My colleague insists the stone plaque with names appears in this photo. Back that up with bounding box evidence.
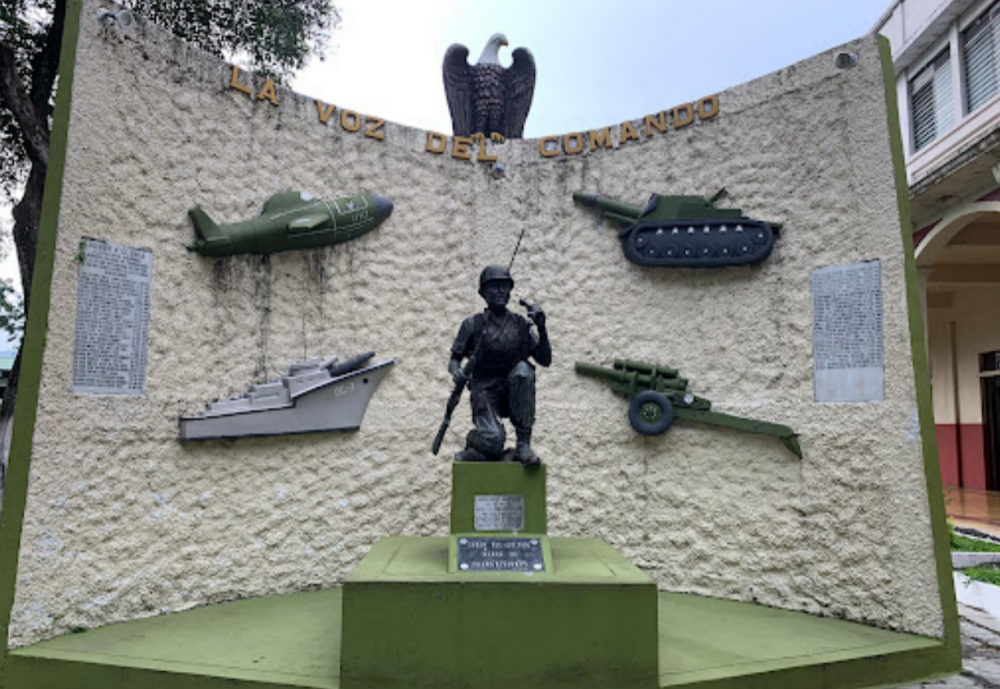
[474,495,524,532]
[71,238,153,395]
[811,260,884,403]
[456,537,544,572]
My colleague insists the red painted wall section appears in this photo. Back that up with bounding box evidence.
[937,425,961,487]
[977,185,1000,202]
[913,220,939,248]
[961,424,988,489]
[937,424,988,489]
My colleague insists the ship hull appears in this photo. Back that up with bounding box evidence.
[178,361,393,441]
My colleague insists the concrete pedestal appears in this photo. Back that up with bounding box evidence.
[449,461,546,533]
[340,536,659,689]
[341,461,658,688]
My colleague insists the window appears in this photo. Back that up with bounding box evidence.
[964,1,1000,113]
[911,50,954,151]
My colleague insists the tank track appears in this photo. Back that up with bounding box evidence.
[620,217,775,267]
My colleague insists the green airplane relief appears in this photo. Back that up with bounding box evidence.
[187,190,393,257]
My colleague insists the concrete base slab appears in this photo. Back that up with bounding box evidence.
[4,564,956,689]
[952,552,1000,569]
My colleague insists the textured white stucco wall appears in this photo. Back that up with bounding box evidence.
[10,1,945,646]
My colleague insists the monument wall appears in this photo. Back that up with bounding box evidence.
[8,0,945,645]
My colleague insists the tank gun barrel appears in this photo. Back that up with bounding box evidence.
[572,192,644,225]
[707,187,728,206]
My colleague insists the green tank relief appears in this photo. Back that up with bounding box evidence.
[572,190,781,268]
[575,359,802,458]
[187,191,393,257]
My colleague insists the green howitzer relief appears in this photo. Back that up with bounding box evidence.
[187,191,393,257]
[575,359,802,458]
[572,190,781,268]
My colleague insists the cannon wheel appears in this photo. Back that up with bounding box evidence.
[628,391,675,436]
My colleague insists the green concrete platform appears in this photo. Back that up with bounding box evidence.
[4,536,953,689]
[5,587,343,689]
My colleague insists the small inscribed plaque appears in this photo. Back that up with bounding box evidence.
[71,238,153,395]
[811,260,884,403]
[474,495,525,532]
[457,537,544,572]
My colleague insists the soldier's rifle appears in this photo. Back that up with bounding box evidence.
[431,354,476,456]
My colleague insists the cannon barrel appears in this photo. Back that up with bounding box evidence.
[613,359,679,378]
[572,192,644,225]
[574,362,687,392]
[575,362,628,383]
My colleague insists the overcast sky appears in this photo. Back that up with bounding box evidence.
[293,0,889,138]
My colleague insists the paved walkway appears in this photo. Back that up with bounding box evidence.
[902,601,1000,688]
[903,483,1000,689]
[947,487,1000,539]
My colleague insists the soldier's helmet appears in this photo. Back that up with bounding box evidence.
[478,265,514,295]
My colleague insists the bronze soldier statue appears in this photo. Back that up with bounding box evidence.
[447,266,551,465]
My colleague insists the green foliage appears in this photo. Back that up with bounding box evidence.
[962,565,1000,587]
[126,0,338,81]
[0,0,55,200]
[0,277,23,341]
[0,0,339,201]
[950,530,1000,553]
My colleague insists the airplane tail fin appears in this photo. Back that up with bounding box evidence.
[188,207,220,245]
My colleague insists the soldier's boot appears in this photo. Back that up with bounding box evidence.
[455,431,488,462]
[514,427,540,466]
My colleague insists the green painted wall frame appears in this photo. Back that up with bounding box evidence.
[879,34,962,673]
[0,0,83,683]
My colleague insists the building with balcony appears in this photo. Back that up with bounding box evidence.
[876,0,1000,489]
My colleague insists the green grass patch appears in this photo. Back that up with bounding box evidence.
[950,532,1000,552]
[963,565,1000,587]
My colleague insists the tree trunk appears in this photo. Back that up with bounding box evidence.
[11,164,45,312]
[0,0,63,499]
[0,156,44,499]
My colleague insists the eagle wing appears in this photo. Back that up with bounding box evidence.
[443,43,475,137]
[502,47,536,139]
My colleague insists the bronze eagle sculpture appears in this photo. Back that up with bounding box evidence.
[443,33,536,139]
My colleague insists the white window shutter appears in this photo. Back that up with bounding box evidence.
[911,50,954,151]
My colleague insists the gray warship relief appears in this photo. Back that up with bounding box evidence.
[178,352,394,441]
